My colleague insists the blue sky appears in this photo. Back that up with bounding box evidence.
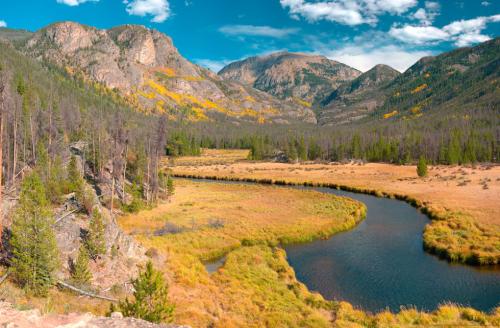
[1,0,499,72]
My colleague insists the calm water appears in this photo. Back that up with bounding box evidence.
[191,179,500,313]
[285,187,500,313]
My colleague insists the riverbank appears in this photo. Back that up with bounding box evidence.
[170,161,500,265]
[118,179,365,327]
[118,178,500,327]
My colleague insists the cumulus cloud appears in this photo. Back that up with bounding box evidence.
[279,0,418,26]
[411,1,440,26]
[0,20,6,28]
[390,14,500,46]
[125,0,170,23]
[321,44,430,72]
[219,25,299,38]
[56,0,98,6]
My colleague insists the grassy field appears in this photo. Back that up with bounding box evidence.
[119,179,365,327]
[171,158,500,265]
[117,178,500,327]
[165,148,250,166]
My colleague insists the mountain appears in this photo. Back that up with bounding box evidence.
[375,37,499,121]
[218,51,361,107]
[0,27,33,43]
[19,22,316,124]
[318,64,400,125]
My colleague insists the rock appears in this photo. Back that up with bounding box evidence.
[110,312,123,319]
[0,302,189,328]
[219,51,361,106]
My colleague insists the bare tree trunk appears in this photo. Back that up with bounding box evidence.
[29,112,35,162]
[12,112,17,184]
[0,80,4,247]
[110,176,115,213]
[146,138,151,204]
[122,142,127,202]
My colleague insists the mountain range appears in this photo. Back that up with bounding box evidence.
[1,22,498,127]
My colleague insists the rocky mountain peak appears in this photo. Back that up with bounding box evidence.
[20,22,316,124]
[219,51,360,106]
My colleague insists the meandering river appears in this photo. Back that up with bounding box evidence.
[195,179,500,313]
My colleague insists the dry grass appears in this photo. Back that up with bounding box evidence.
[171,160,500,265]
[165,148,250,166]
[119,179,365,327]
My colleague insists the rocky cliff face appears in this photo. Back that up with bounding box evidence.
[319,64,400,125]
[22,22,316,124]
[219,52,361,106]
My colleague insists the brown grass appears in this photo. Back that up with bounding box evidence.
[170,160,500,265]
[118,179,365,327]
[165,148,250,166]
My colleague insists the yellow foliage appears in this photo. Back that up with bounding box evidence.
[294,98,312,108]
[383,110,398,119]
[157,67,176,77]
[410,105,422,115]
[411,84,428,94]
[138,90,156,100]
[244,96,256,103]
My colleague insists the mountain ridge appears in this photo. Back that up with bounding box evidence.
[18,21,317,124]
[219,51,361,106]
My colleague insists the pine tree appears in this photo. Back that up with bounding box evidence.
[297,137,307,161]
[47,156,65,204]
[67,155,83,193]
[85,209,106,260]
[71,245,92,286]
[166,175,174,198]
[287,141,298,163]
[417,156,428,177]
[10,172,59,296]
[117,261,174,323]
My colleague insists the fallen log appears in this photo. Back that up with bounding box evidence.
[56,280,118,302]
[0,271,10,285]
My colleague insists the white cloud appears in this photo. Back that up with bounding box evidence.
[481,1,491,6]
[389,25,449,44]
[125,0,170,23]
[321,44,430,72]
[56,0,98,6]
[279,0,418,26]
[0,21,6,28]
[390,14,500,46]
[219,25,299,38]
[411,1,440,26]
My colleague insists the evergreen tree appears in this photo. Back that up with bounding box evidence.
[47,156,65,204]
[297,137,307,161]
[166,175,175,198]
[71,245,92,286]
[85,209,106,260]
[67,155,83,193]
[287,141,298,163]
[10,172,59,296]
[117,261,174,323]
[417,156,428,177]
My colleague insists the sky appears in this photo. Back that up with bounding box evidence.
[1,0,499,72]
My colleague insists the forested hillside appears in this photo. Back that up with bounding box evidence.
[319,64,400,125]
[0,39,170,212]
[377,37,500,120]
